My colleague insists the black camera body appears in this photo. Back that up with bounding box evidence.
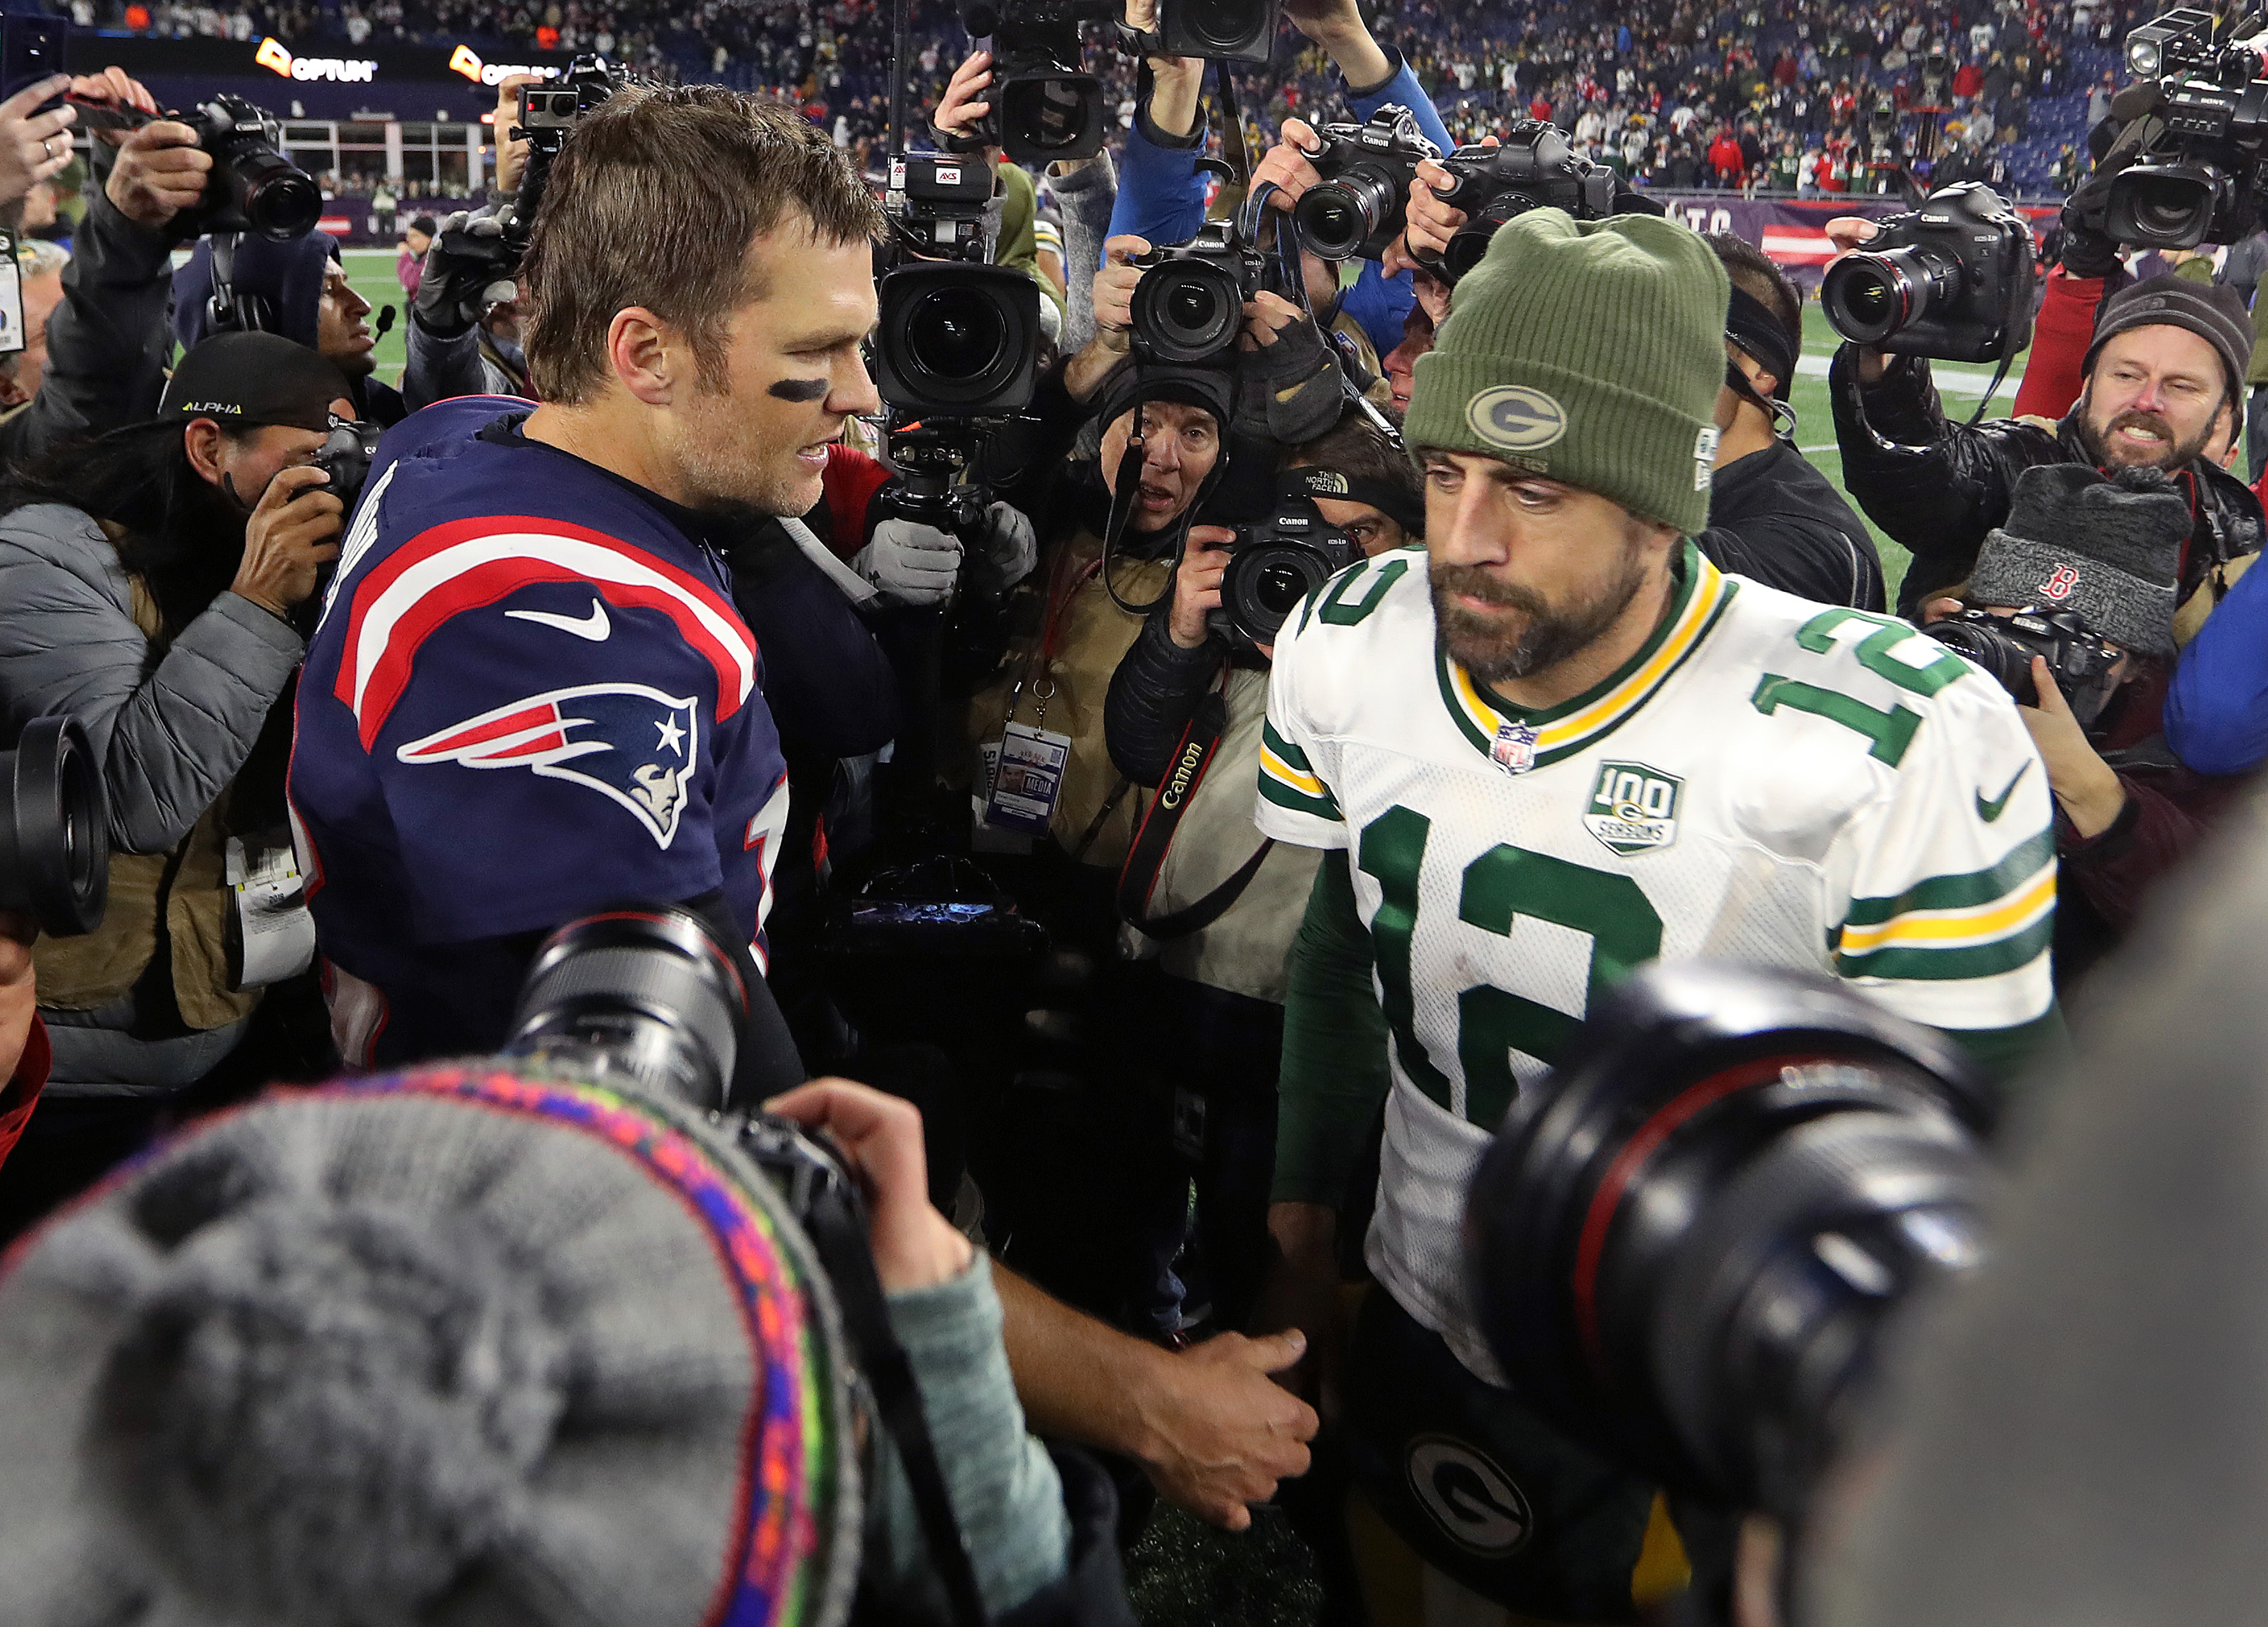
[1819,182,2038,362]
[2108,10,2268,247]
[1210,485,1362,647]
[887,150,996,261]
[1130,219,1266,367]
[1424,122,1618,282]
[1291,105,1443,263]
[68,91,318,240]
[312,416,385,512]
[961,0,1113,165]
[1923,605,2125,725]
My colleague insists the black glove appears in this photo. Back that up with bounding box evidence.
[1236,308,1343,447]
[411,209,517,339]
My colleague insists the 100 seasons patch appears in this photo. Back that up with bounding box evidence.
[1582,761,1683,857]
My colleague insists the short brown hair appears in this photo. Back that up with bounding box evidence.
[520,85,885,404]
[1702,230,1801,351]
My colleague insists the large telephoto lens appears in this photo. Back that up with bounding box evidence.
[875,263,1040,414]
[1820,244,1962,345]
[506,904,751,1110]
[0,715,107,938]
[1465,962,1996,1521]
[1132,260,1244,364]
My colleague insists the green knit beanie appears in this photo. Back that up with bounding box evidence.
[1405,209,1732,536]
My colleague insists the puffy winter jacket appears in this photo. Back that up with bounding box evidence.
[1829,344,2265,614]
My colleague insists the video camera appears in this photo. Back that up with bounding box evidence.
[1420,122,1617,283]
[1819,182,2038,363]
[2107,7,2268,247]
[499,54,626,259]
[1465,961,1994,1527]
[955,0,1112,165]
[1923,606,2124,726]
[0,716,107,938]
[66,92,319,241]
[1291,105,1443,263]
[874,152,1043,419]
[1211,473,1363,647]
[1130,217,1267,367]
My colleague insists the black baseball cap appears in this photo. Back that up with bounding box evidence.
[157,332,349,434]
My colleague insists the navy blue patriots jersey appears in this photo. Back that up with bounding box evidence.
[291,397,790,1067]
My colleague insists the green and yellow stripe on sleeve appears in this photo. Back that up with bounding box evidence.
[1260,719,1340,823]
[1832,827,2058,982]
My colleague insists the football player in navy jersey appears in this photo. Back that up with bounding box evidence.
[291,88,885,1075]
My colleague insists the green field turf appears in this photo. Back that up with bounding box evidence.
[341,246,2028,614]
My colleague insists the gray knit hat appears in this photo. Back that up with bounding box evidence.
[1969,463,2186,658]
[1404,207,1729,536]
[2081,274,2255,403]
[0,1064,858,1627]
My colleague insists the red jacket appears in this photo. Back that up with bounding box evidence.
[2010,265,2109,423]
[0,1016,50,1177]
[1954,61,1984,98]
[1709,134,1746,176]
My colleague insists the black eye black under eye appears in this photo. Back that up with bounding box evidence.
[768,378,830,402]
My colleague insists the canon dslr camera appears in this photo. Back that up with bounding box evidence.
[2107,6,2268,249]
[66,91,319,240]
[1292,104,1441,261]
[1820,181,2038,362]
[1130,218,1265,367]
[1422,122,1618,282]
[1210,473,1364,647]
[1924,606,2124,725]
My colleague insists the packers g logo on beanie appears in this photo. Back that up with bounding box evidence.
[1467,386,1570,453]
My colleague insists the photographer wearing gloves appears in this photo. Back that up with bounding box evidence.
[1922,464,2248,990]
[404,207,533,400]
[1830,263,2265,617]
[0,334,350,1238]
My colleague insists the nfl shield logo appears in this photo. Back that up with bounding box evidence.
[1491,721,1540,775]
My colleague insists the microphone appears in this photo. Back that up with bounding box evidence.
[374,304,397,341]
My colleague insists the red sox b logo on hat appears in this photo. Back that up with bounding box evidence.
[2039,564,2081,601]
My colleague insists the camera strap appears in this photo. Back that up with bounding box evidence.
[1116,683,1274,937]
[798,1187,992,1627]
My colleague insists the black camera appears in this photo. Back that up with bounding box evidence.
[66,91,319,240]
[1820,182,2038,362]
[1923,605,2125,725]
[1465,961,1994,1522]
[874,152,1043,419]
[0,715,107,938]
[1130,219,1265,367]
[311,416,385,512]
[2107,9,2268,247]
[959,0,1112,165]
[1210,473,1364,646]
[1153,0,1280,63]
[503,54,626,257]
[1422,122,1619,283]
[1291,105,1443,262]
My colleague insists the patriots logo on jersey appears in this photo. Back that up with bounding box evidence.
[396,682,700,848]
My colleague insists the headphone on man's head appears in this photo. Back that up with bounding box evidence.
[204,234,281,336]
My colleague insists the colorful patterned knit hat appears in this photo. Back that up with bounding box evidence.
[0,1063,858,1627]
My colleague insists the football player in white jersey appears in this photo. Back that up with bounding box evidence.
[1255,209,2058,1622]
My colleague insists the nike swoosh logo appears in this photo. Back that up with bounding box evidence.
[1976,761,2031,823]
[505,600,611,642]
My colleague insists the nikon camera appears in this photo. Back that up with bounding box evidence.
[65,92,319,240]
[1290,105,1443,261]
[1130,219,1266,367]
[1210,473,1364,647]
[1819,182,2038,363]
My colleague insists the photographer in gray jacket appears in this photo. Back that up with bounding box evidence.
[0,334,350,1240]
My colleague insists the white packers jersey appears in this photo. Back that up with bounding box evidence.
[1255,541,2056,1384]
